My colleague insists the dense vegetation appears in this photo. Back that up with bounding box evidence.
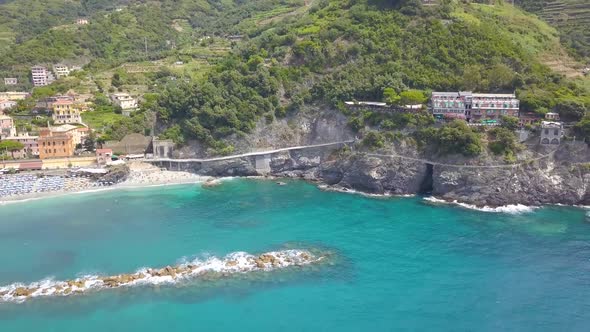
[144,0,590,152]
[2,0,590,157]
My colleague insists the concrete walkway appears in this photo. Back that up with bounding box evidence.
[149,141,354,163]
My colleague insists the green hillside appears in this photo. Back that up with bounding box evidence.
[149,0,590,151]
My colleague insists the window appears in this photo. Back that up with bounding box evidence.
[53,149,56,153]
[545,129,549,135]
[554,129,559,135]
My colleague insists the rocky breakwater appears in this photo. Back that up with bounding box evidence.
[0,249,323,303]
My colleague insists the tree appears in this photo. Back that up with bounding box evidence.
[488,127,518,156]
[486,63,515,91]
[500,115,519,131]
[436,121,483,156]
[83,137,96,152]
[0,140,25,159]
[383,87,400,105]
[399,89,427,105]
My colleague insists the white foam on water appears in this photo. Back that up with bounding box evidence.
[0,249,320,303]
[317,185,415,198]
[423,196,537,214]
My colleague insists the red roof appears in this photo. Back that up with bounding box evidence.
[96,149,112,154]
[77,127,89,132]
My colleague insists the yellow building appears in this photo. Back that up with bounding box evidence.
[52,100,82,124]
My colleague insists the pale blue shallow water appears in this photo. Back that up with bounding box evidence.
[0,179,589,331]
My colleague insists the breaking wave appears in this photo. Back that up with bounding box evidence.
[423,197,537,214]
[0,249,322,304]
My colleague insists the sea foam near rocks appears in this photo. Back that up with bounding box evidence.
[423,197,537,214]
[0,249,321,303]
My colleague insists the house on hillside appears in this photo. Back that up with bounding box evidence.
[52,100,83,124]
[0,100,17,113]
[540,121,564,145]
[0,92,29,101]
[31,66,55,87]
[76,18,89,25]
[53,64,70,78]
[110,93,138,116]
[4,78,17,85]
[0,115,16,138]
[430,91,520,124]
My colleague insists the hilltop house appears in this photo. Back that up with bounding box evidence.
[76,18,89,25]
[31,66,55,87]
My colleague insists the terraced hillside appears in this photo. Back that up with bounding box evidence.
[517,0,590,60]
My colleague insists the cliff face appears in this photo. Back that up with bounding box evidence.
[160,107,590,207]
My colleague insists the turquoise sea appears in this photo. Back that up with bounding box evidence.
[0,179,589,331]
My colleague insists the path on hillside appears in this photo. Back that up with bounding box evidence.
[148,140,572,169]
[366,149,559,169]
[150,141,354,163]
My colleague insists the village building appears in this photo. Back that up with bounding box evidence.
[53,64,70,79]
[540,121,564,145]
[469,93,519,122]
[518,112,541,126]
[0,115,16,138]
[110,93,138,116]
[38,128,75,159]
[96,149,113,165]
[50,124,89,146]
[430,91,519,123]
[4,78,17,85]
[0,100,17,113]
[52,100,83,124]
[430,91,470,120]
[1,133,39,159]
[0,91,29,101]
[31,66,56,87]
[76,18,89,25]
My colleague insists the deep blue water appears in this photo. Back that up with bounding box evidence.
[0,179,589,331]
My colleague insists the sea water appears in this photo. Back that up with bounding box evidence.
[0,179,589,331]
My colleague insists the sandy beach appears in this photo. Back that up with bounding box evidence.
[0,162,212,204]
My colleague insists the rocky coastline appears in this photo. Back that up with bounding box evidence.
[152,140,590,208]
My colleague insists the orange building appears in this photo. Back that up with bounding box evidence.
[38,128,75,159]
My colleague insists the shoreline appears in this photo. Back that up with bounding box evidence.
[2,166,589,212]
